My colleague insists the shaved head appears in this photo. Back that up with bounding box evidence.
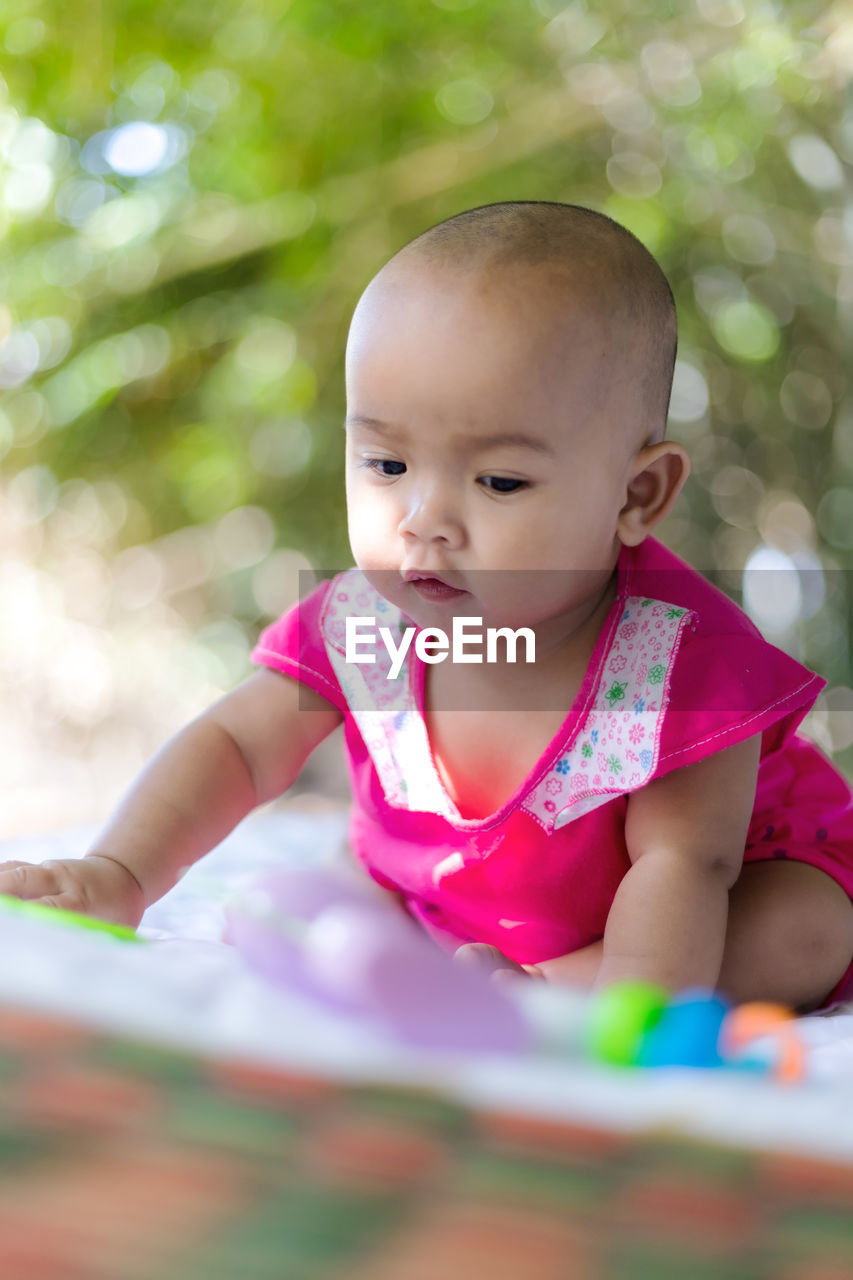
[380,201,678,445]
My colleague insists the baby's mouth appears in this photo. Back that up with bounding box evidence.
[404,572,468,602]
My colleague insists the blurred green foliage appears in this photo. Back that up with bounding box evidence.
[1,0,852,738]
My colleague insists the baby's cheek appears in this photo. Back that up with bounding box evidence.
[348,519,388,568]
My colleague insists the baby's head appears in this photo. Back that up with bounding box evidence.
[344,201,690,631]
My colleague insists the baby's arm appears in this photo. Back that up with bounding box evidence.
[594,732,762,993]
[459,735,762,993]
[0,671,342,926]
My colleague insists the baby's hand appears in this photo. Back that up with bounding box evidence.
[0,855,145,929]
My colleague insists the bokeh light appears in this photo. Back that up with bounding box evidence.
[743,546,803,636]
[104,122,172,176]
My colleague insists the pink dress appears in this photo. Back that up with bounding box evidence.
[252,537,853,1004]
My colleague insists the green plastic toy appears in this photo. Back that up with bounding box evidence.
[0,894,141,942]
[583,979,669,1066]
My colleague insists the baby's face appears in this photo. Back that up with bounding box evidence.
[344,260,640,632]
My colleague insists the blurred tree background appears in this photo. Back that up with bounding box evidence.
[1,0,852,830]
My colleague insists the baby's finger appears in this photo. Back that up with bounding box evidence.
[492,965,542,989]
[454,943,524,975]
[0,862,61,900]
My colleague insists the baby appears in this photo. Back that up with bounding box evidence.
[5,201,853,1013]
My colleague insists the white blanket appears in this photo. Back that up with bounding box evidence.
[1,810,853,1163]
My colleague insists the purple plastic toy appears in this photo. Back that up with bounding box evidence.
[225,867,531,1053]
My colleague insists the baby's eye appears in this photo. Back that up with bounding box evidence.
[479,476,527,494]
[363,458,406,477]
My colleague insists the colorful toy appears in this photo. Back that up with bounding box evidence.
[582,982,806,1082]
[0,893,141,942]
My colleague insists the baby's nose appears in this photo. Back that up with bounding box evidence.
[397,486,464,545]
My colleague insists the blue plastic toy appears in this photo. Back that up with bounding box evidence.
[634,988,730,1069]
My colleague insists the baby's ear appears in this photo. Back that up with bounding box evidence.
[617,441,691,547]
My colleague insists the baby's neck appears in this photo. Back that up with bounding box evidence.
[526,572,619,668]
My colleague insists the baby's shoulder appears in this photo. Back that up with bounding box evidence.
[627,536,760,641]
